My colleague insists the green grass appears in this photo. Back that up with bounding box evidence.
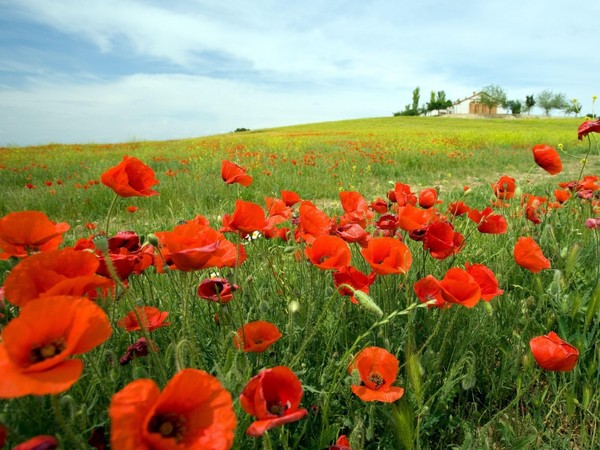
[0,116,599,449]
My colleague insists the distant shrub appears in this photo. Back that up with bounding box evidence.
[234,127,251,133]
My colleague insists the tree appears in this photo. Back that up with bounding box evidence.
[505,100,522,115]
[479,84,507,114]
[411,87,420,114]
[524,95,536,115]
[564,98,582,117]
[426,90,452,114]
[536,90,568,116]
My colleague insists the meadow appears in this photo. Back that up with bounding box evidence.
[0,116,599,449]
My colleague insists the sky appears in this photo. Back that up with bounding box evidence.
[1,0,598,147]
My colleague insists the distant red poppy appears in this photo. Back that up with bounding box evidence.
[0,296,111,397]
[12,435,59,450]
[221,160,253,186]
[101,156,159,197]
[333,266,377,304]
[3,248,114,307]
[513,237,551,273]
[553,189,571,204]
[126,205,139,213]
[117,306,170,332]
[234,321,282,353]
[197,277,238,303]
[530,331,578,371]
[281,190,301,207]
[335,222,369,246]
[577,118,600,140]
[110,368,236,449]
[0,211,70,259]
[360,237,412,275]
[465,262,503,301]
[240,366,308,436]
[438,268,482,308]
[532,144,562,175]
[492,175,517,200]
[348,347,405,402]
[305,235,352,270]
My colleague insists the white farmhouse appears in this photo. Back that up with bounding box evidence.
[450,92,508,115]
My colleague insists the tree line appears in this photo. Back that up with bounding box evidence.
[394,85,588,117]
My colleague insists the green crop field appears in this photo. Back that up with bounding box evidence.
[0,115,599,449]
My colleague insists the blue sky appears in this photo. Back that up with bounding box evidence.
[1,0,598,146]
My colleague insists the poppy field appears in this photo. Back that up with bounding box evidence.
[0,116,599,449]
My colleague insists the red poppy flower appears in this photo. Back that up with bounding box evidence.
[577,118,600,140]
[413,275,446,308]
[278,190,300,207]
[197,277,238,303]
[120,337,155,365]
[305,235,352,270]
[387,182,417,206]
[418,187,441,209]
[465,262,503,301]
[348,347,405,402]
[370,197,389,214]
[422,221,464,259]
[438,268,482,308]
[0,211,70,259]
[221,200,266,235]
[3,248,114,307]
[221,160,253,186]
[240,366,308,436]
[529,332,579,371]
[360,237,412,275]
[110,368,236,449]
[126,205,139,213]
[333,266,377,304]
[339,191,374,227]
[468,207,508,234]
[513,237,551,273]
[553,189,571,204]
[117,306,170,332]
[330,435,352,450]
[397,204,435,232]
[0,296,111,397]
[12,435,59,450]
[375,213,399,236]
[156,222,246,271]
[448,201,471,216]
[532,144,562,175]
[234,321,283,353]
[296,201,333,244]
[492,175,517,200]
[101,156,159,197]
[334,222,370,246]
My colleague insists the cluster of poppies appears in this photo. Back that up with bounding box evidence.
[0,119,598,449]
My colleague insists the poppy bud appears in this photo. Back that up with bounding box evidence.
[352,289,383,318]
[93,234,109,252]
[146,233,160,246]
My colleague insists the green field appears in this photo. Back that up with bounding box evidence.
[0,116,599,449]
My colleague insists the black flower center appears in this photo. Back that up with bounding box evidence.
[148,412,187,442]
[368,371,385,390]
[30,337,66,363]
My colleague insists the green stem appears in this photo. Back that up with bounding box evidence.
[50,395,87,450]
[104,193,120,237]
